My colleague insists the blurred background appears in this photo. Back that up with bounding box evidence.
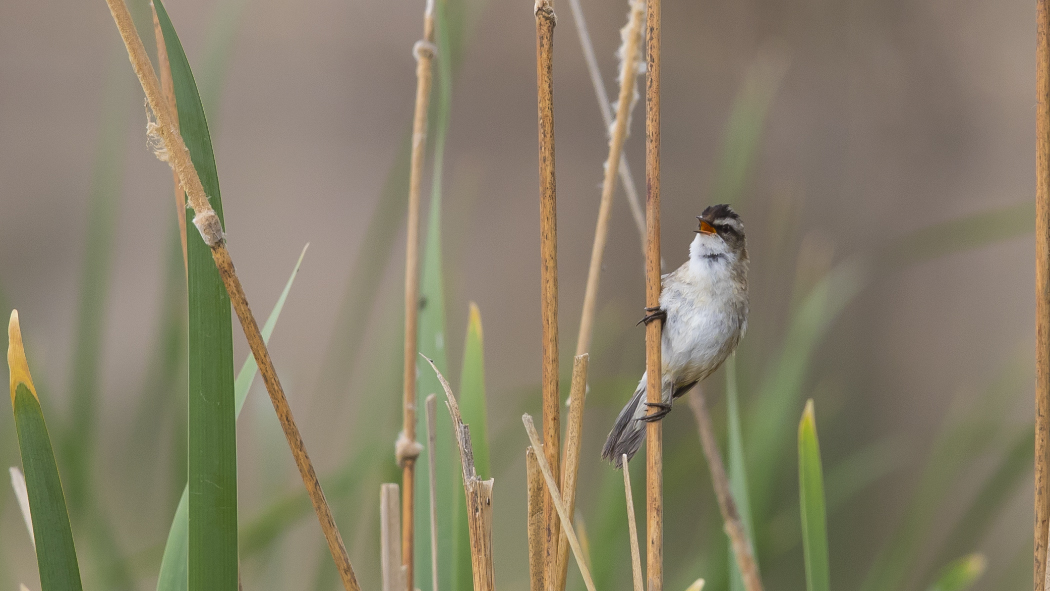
[0,0,1036,589]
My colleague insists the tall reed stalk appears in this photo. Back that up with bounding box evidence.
[534,0,561,588]
[102,2,359,589]
[1038,0,1050,585]
[644,0,664,589]
[400,3,437,590]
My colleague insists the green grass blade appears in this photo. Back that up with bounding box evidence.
[748,261,865,525]
[9,313,84,591]
[413,2,456,590]
[157,250,307,591]
[235,244,308,414]
[879,201,1032,268]
[925,554,985,591]
[712,53,786,208]
[932,428,1032,572]
[798,400,830,591]
[154,2,237,589]
[725,354,757,591]
[63,53,132,521]
[453,303,489,591]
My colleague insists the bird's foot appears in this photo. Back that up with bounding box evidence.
[641,401,671,422]
[637,306,667,326]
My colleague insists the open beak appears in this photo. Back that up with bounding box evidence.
[695,217,717,235]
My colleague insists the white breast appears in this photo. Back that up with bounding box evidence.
[658,255,747,388]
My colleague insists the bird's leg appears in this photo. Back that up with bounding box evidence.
[637,306,667,326]
[641,401,671,422]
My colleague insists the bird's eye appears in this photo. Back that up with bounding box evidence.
[714,222,739,237]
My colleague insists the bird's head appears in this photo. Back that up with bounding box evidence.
[690,204,747,266]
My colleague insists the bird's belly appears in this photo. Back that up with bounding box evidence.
[660,300,741,385]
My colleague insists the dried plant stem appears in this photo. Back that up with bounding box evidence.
[424,358,496,591]
[1039,0,1050,584]
[381,484,406,591]
[425,394,440,591]
[574,0,645,357]
[535,1,561,588]
[644,0,663,588]
[622,456,644,591]
[555,354,589,591]
[527,447,546,591]
[523,415,598,591]
[151,4,186,274]
[401,3,437,589]
[687,390,764,591]
[103,2,359,590]
[565,0,646,254]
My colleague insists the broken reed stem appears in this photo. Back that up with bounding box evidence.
[523,415,598,591]
[402,3,437,588]
[103,2,359,590]
[425,394,440,591]
[687,390,764,591]
[424,357,496,591]
[527,447,546,591]
[151,4,187,275]
[381,484,406,591]
[535,0,561,588]
[565,0,647,255]
[644,0,663,588]
[1038,0,1050,583]
[555,354,589,591]
[622,456,644,591]
[574,0,645,358]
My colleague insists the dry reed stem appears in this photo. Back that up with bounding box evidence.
[687,390,764,591]
[150,4,187,275]
[1039,0,1050,584]
[574,0,645,357]
[565,0,647,255]
[424,357,496,591]
[535,0,561,588]
[523,415,598,591]
[644,0,663,588]
[555,354,589,591]
[527,447,546,591]
[104,3,359,589]
[622,456,644,591]
[401,3,437,588]
[381,483,406,591]
[425,394,440,591]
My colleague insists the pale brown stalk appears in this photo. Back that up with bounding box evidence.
[425,394,439,591]
[151,4,186,274]
[622,456,643,591]
[103,2,359,589]
[381,483,406,591]
[1039,0,1050,584]
[423,357,496,591]
[574,0,644,357]
[523,415,597,591]
[644,0,663,588]
[555,354,588,591]
[535,0,561,588]
[565,0,647,254]
[401,2,437,588]
[687,390,764,591]
[527,447,546,591]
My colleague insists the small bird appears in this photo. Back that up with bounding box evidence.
[602,204,749,468]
